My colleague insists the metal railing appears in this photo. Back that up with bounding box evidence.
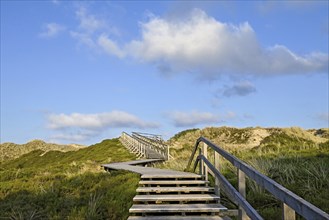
[120,132,169,160]
[186,137,329,220]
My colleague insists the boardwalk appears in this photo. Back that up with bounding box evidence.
[102,159,229,219]
[102,159,201,178]
[103,132,329,220]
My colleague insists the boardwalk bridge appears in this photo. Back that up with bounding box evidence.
[102,132,329,220]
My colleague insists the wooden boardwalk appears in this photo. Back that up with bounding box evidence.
[106,132,329,220]
[102,159,201,178]
[102,159,230,219]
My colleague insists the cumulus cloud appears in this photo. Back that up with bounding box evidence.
[48,111,159,130]
[67,7,327,78]
[167,110,236,127]
[47,111,159,143]
[98,34,125,58]
[222,81,257,97]
[76,7,105,33]
[70,31,96,48]
[97,9,327,78]
[39,23,66,38]
[70,7,108,49]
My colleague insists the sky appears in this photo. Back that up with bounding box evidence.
[1,1,328,145]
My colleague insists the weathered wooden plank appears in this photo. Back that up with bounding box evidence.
[141,173,202,179]
[188,137,329,220]
[128,216,230,220]
[129,204,227,213]
[214,151,220,197]
[133,194,220,202]
[282,203,295,220]
[102,159,201,178]
[238,169,249,220]
[200,155,263,220]
[136,186,214,193]
[139,180,209,185]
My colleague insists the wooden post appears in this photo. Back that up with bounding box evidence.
[238,169,249,220]
[199,148,203,175]
[202,143,208,182]
[282,203,295,220]
[139,142,142,156]
[140,143,145,158]
[214,152,220,198]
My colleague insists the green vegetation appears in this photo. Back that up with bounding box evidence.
[0,139,139,219]
[0,140,85,162]
[162,126,329,219]
[1,127,328,219]
[169,128,200,142]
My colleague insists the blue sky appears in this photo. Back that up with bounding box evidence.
[1,1,328,145]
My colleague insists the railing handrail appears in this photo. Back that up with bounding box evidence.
[186,136,329,220]
[132,132,167,148]
[132,133,165,156]
[199,154,263,219]
[132,132,164,142]
[121,132,169,160]
[122,131,133,138]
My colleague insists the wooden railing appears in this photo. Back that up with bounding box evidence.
[186,137,329,220]
[132,132,168,160]
[120,132,169,160]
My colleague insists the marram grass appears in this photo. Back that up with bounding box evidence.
[162,127,329,219]
[1,127,328,219]
[0,138,139,220]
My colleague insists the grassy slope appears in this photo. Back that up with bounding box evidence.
[162,127,329,219]
[0,140,85,162]
[1,127,328,219]
[0,139,139,219]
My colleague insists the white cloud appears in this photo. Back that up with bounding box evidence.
[47,111,159,143]
[70,31,96,48]
[70,7,122,51]
[98,9,327,78]
[48,111,159,130]
[68,7,105,48]
[98,34,125,58]
[67,7,327,78]
[222,81,257,97]
[167,110,236,127]
[76,7,105,33]
[39,23,66,38]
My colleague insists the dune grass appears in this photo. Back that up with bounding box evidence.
[1,128,328,219]
[0,138,139,219]
[162,128,329,219]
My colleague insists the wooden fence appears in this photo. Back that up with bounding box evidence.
[186,137,329,220]
[120,132,169,160]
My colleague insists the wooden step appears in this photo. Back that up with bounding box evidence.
[139,180,209,185]
[136,187,214,193]
[128,216,230,220]
[129,204,227,213]
[133,194,220,202]
[141,174,203,179]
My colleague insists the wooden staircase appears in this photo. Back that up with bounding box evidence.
[104,132,329,220]
[128,174,229,219]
